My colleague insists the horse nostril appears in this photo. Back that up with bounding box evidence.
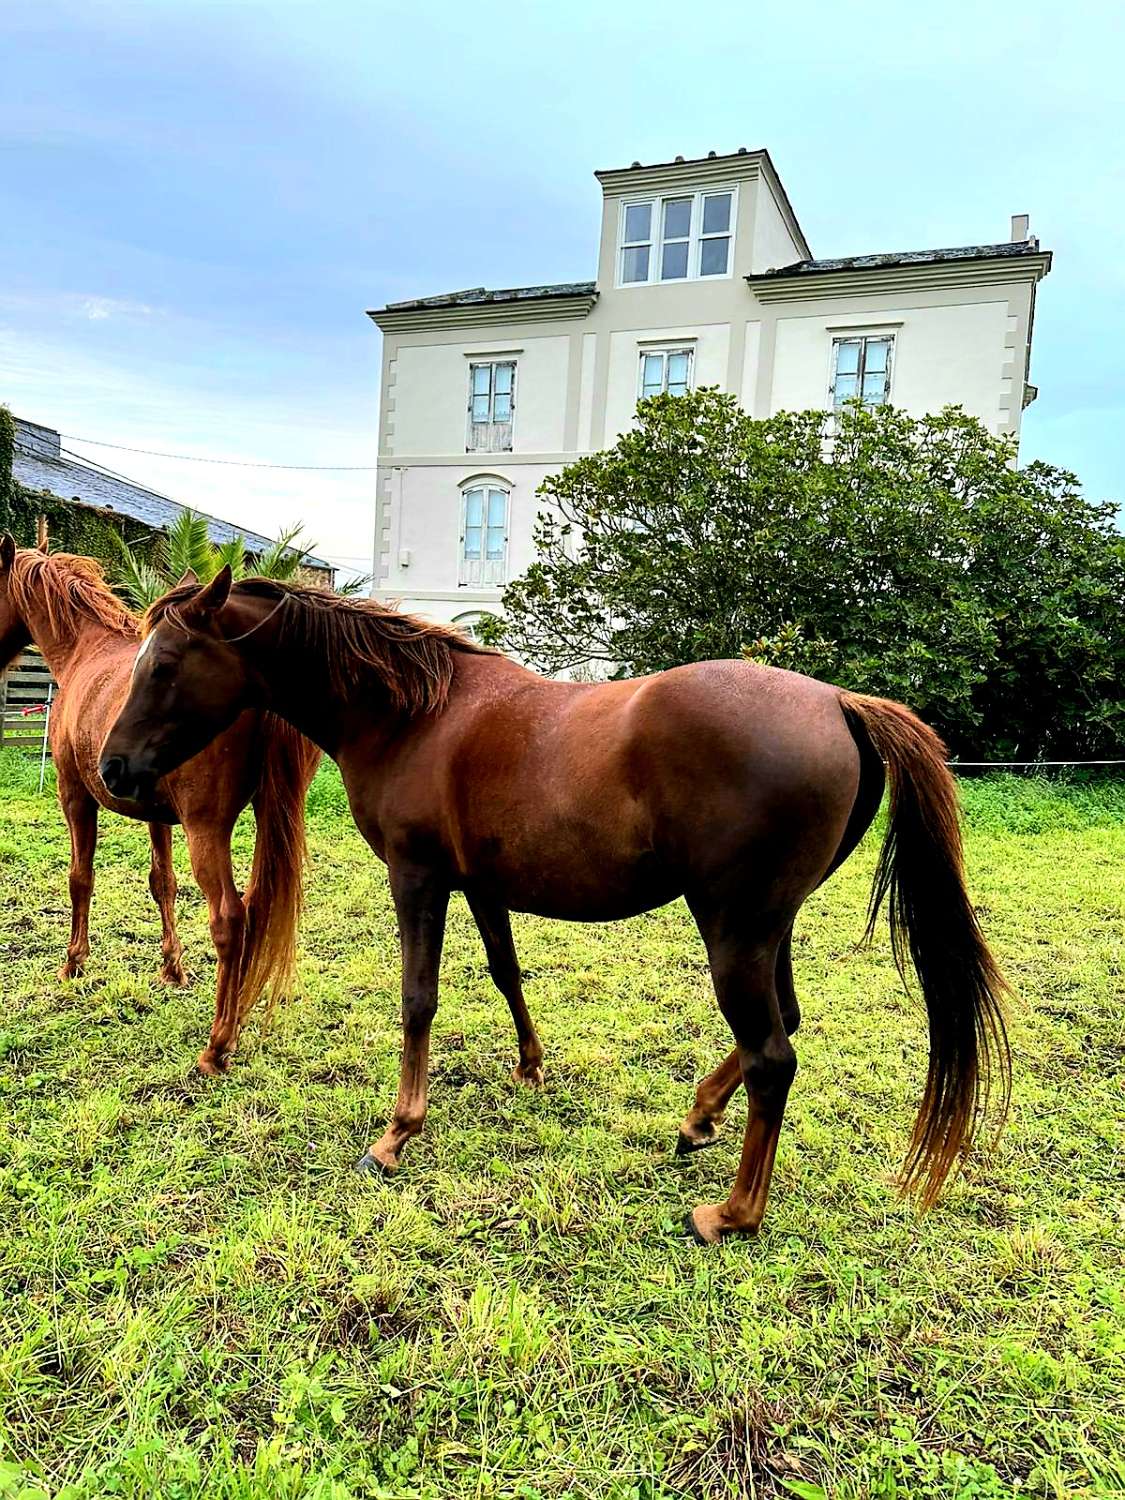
[99,755,126,792]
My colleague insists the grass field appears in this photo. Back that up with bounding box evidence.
[0,755,1122,1500]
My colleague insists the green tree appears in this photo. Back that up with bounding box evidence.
[491,390,1124,761]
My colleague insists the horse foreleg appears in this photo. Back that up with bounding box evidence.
[184,822,245,1075]
[148,823,186,986]
[686,910,797,1245]
[58,773,98,980]
[357,865,449,1176]
[466,890,544,1085]
[676,929,799,1153]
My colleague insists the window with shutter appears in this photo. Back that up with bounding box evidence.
[459,483,510,586]
[638,347,694,401]
[467,362,516,452]
[830,336,894,411]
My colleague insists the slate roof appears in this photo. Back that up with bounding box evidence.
[378,242,1049,313]
[748,240,1050,281]
[379,281,597,313]
[12,421,332,571]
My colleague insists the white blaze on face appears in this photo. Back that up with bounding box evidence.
[131,631,155,680]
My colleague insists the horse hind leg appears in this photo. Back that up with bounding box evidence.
[676,928,798,1155]
[676,1050,741,1154]
[685,908,798,1245]
[148,823,187,986]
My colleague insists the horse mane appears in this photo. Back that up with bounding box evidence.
[146,578,492,718]
[10,550,140,640]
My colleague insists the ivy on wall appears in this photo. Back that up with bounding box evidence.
[0,407,14,534]
[0,405,158,568]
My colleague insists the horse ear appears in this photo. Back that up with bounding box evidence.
[0,534,15,575]
[185,564,232,619]
[175,567,199,588]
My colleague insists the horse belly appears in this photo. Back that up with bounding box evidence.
[462,808,679,921]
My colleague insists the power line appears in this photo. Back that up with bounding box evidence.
[61,434,378,471]
[58,445,174,493]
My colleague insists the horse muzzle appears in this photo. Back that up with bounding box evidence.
[98,753,158,804]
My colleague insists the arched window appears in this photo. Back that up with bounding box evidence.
[459,481,509,587]
[452,610,496,644]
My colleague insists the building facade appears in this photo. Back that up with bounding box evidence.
[367,149,1052,630]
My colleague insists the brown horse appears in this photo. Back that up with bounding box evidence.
[100,570,1010,1243]
[0,539,320,1073]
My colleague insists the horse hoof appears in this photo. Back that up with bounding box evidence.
[197,1049,232,1077]
[685,1209,714,1245]
[512,1063,545,1087]
[160,965,189,988]
[686,1203,761,1246]
[354,1150,393,1179]
[59,962,84,981]
[675,1127,719,1156]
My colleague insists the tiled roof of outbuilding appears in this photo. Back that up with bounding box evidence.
[12,424,332,569]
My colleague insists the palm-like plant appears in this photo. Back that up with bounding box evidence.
[110,513,343,609]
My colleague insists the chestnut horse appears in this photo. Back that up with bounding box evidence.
[0,539,320,1072]
[100,570,1010,1243]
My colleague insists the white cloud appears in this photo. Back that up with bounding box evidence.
[82,296,154,322]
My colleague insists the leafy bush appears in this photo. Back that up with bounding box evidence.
[492,392,1124,761]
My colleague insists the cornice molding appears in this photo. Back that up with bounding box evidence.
[747,253,1053,304]
[370,295,597,333]
[375,588,503,604]
[596,154,761,197]
[379,452,579,468]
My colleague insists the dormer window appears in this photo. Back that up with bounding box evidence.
[618,188,734,286]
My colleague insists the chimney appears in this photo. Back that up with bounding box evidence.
[1010,213,1030,243]
[14,418,62,459]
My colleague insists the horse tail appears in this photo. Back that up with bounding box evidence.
[839,691,1011,1207]
[238,715,321,1021]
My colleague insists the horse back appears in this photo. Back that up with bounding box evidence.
[388,656,870,920]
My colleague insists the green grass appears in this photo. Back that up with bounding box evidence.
[0,761,1122,1500]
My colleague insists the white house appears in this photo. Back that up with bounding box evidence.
[367,148,1052,631]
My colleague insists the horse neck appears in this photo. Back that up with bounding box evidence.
[14,582,129,683]
[238,616,450,760]
[242,635,357,758]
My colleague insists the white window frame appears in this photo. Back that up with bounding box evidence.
[617,185,737,288]
[458,479,510,588]
[637,346,695,401]
[466,360,516,452]
[829,334,895,412]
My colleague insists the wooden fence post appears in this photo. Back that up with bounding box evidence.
[0,649,56,753]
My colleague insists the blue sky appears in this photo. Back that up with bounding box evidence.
[2,0,1122,576]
